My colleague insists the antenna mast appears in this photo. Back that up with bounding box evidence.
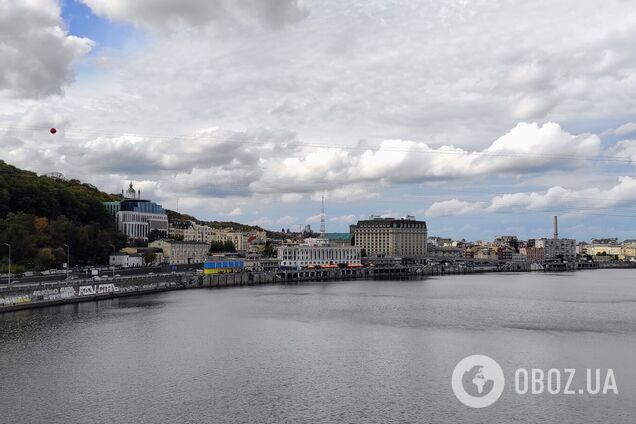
[320,193,326,238]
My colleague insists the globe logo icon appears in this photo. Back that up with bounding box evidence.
[451,355,505,408]
[462,365,495,397]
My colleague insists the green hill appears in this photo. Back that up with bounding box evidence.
[166,209,287,240]
[0,161,126,273]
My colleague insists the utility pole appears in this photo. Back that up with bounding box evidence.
[2,243,10,286]
[110,244,116,280]
[63,244,70,280]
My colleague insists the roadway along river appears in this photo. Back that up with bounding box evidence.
[1,270,636,423]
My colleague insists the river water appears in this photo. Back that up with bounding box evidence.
[1,270,636,423]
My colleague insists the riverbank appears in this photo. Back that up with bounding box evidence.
[2,263,634,313]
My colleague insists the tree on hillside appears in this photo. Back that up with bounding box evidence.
[143,251,156,266]
[148,229,163,243]
[263,241,276,257]
[0,161,126,270]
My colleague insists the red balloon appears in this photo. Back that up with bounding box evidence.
[49,128,57,134]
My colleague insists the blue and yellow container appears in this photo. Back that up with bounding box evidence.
[203,260,244,275]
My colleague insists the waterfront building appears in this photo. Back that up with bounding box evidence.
[203,260,244,274]
[521,246,546,263]
[527,216,577,262]
[427,245,464,260]
[213,230,251,251]
[496,246,514,261]
[350,216,427,256]
[511,252,528,263]
[168,220,265,251]
[243,254,281,272]
[474,248,498,261]
[277,245,361,268]
[103,182,168,241]
[584,244,622,256]
[621,243,636,260]
[494,235,518,248]
[591,237,619,245]
[148,240,209,264]
[534,238,576,261]
[428,237,452,247]
[168,221,197,241]
[109,253,143,268]
[120,247,164,265]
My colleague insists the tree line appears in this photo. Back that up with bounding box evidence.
[0,161,126,273]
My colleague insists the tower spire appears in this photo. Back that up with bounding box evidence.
[320,193,326,238]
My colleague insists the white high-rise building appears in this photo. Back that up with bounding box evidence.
[103,182,168,241]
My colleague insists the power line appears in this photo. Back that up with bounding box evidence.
[1,123,634,164]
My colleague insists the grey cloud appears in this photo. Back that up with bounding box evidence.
[0,0,92,98]
[81,0,308,29]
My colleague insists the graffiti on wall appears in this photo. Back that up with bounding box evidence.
[78,284,120,296]
[32,287,77,301]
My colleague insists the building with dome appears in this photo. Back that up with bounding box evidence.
[103,182,169,241]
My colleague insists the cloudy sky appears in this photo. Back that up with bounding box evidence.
[2,0,636,240]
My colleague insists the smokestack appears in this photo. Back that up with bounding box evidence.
[553,215,559,239]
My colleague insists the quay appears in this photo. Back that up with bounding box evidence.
[1,260,629,313]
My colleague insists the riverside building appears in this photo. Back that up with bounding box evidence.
[148,240,209,264]
[103,182,168,241]
[277,245,361,268]
[526,216,576,262]
[350,216,427,256]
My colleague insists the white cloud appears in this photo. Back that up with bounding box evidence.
[350,122,600,183]
[305,214,321,223]
[225,207,242,216]
[4,0,636,238]
[329,214,357,223]
[0,0,93,97]
[276,215,297,226]
[512,95,555,120]
[425,200,488,218]
[612,140,636,164]
[425,177,636,217]
[613,123,636,136]
[280,193,303,203]
[0,118,605,204]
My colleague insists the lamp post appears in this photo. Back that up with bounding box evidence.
[63,243,70,280]
[2,243,10,286]
[109,244,116,280]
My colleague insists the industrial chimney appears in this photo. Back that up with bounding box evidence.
[553,215,559,240]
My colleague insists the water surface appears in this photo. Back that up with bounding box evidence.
[1,270,635,423]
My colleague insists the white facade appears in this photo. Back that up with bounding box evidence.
[109,253,143,268]
[168,221,266,250]
[148,240,209,264]
[278,245,362,268]
[117,211,168,240]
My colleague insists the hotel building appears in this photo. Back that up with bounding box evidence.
[350,216,427,256]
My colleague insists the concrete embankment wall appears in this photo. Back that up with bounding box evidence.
[0,273,198,312]
[0,262,535,313]
[1,266,429,312]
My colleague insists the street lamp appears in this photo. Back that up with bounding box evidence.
[109,244,116,280]
[2,243,10,286]
[63,244,70,280]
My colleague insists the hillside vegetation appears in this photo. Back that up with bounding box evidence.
[0,161,126,272]
[166,209,287,239]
